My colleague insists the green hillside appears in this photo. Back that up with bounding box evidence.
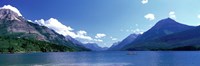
[0,36,78,53]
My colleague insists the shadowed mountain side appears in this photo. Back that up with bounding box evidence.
[122,18,199,51]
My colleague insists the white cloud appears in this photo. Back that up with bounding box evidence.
[111,38,117,41]
[34,18,76,36]
[76,30,92,40]
[33,18,106,43]
[197,14,200,19]
[82,38,103,43]
[144,13,155,21]
[169,11,176,19]
[132,28,144,34]
[141,0,148,4]
[95,33,106,38]
[197,15,200,25]
[93,39,103,42]
[0,5,22,16]
[82,41,95,44]
[110,37,118,41]
[27,19,33,22]
[34,18,92,40]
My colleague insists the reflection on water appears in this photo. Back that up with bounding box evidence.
[0,51,200,66]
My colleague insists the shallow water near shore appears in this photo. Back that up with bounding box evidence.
[0,51,200,66]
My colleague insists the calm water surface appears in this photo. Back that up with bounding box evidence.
[0,51,200,66]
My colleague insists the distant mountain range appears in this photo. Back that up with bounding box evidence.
[83,43,108,51]
[108,34,140,50]
[0,8,90,53]
[110,18,200,51]
[65,36,107,51]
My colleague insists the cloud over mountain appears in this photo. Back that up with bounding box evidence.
[110,37,117,41]
[95,33,106,38]
[169,11,176,19]
[33,18,106,43]
[144,13,155,21]
[76,30,93,40]
[34,18,92,40]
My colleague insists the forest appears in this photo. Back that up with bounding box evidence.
[0,36,76,53]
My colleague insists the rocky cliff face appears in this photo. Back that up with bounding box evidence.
[0,9,20,20]
[0,9,46,41]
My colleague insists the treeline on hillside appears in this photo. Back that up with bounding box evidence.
[0,36,76,53]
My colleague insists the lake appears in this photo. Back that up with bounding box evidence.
[0,51,200,66]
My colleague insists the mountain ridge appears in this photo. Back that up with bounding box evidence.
[84,43,107,51]
[121,18,196,50]
[134,18,194,42]
[125,26,200,50]
[108,34,140,50]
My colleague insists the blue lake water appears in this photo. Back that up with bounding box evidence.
[0,51,200,66]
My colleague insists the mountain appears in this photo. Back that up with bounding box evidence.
[134,18,194,42]
[0,9,45,40]
[28,23,90,51]
[108,34,140,50]
[125,26,200,50]
[65,36,84,46]
[108,41,120,50]
[83,43,107,51]
[65,36,89,50]
[0,8,90,53]
[122,18,195,50]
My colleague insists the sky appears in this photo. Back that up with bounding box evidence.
[0,0,200,47]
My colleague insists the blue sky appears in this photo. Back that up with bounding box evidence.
[1,0,200,47]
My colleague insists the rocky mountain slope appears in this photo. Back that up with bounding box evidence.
[0,8,90,52]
